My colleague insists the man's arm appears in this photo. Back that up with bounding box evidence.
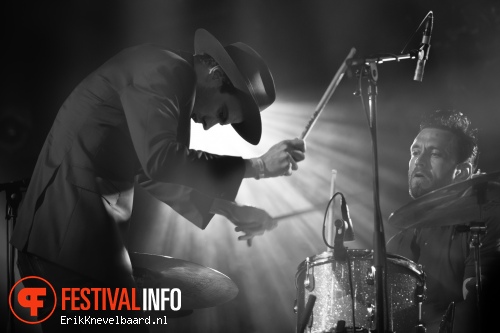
[123,47,305,237]
[139,136,306,240]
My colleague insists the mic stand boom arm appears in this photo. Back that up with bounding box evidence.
[346,51,417,68]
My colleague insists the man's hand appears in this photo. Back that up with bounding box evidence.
[230,205,277,243]
[258,138,306,178]
[210,199,277,244]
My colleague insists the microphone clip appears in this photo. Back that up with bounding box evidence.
[333,219,348,261]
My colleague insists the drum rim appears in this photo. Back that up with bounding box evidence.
[296,249,425,282]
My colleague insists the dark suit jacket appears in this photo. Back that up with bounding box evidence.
[11,44,245,283]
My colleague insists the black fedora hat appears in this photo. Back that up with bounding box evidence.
[194,29,275,145]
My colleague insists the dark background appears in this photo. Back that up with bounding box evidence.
[1,1,499,332]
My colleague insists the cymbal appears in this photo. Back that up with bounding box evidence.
[130,252,238,311]
[388,171,500,229]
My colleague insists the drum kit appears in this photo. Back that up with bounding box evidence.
[124,172,500,333]
[294,172,500,333]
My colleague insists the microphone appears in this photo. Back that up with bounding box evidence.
[414,11,434,82]
[340,195,355,242]
[333,194,355,261]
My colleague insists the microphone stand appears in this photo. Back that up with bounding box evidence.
[455,181,488,331]
[366,61,390,333]
[1,179,29,333]
[347,50,419,333]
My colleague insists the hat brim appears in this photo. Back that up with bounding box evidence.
[194,29,262,145]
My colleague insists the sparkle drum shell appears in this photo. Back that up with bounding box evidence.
[295,249,425,333]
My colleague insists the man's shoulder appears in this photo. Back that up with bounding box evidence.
[98,44,195,91]
[114,44,191,67]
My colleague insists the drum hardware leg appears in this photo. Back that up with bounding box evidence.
[345,254,357,331]
[413,302,427,333]
[1,179,29,333]
[298,294,317,333]
[413,281,427,333]
[437,302,455,333]
[469,223,485,299]
[456,221,486,329]
[469,222,485,333]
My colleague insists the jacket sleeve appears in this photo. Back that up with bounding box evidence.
[136,171,218,229]
[119,49,245,200]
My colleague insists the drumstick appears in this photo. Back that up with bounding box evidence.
[300,47,357,141]
[272,202,328,221]
[246,202,327,247]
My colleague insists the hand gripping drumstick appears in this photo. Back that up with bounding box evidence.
[300,47,357,140]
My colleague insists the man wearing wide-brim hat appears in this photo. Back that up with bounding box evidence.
[11,29,305,332]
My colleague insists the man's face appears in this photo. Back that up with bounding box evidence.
[408,127,460,199]
[191,85,244,130]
